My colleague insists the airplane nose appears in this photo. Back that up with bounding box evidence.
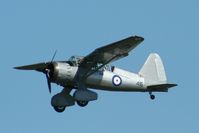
[46,63,55,79]
[45,63,56,93]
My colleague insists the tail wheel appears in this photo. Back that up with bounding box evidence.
[76,101,88,107]
[53,106,66,113]
[150,94,155,100]
[149,91,155,100]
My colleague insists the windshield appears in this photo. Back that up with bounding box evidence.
[67,56,112,71]
[68,56,84,66]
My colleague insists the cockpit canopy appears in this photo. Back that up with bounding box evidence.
[67,55,112,71]
[67,56,84,66]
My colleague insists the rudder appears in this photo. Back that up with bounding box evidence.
[139,53,167,86]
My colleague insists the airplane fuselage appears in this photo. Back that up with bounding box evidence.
[52,62,147,92]
[87,69,146,92]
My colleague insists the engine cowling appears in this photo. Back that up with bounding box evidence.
[51,62,78,86]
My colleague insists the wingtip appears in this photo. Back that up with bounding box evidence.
[13,66,19,69]
[13,66,24,70]
[134,35,144,41]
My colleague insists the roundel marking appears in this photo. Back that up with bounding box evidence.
[112,75,122,86]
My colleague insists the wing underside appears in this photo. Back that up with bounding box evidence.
[14,62,50,72]
[79,36,144,77]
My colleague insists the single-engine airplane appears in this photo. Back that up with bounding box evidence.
[15,36,177,113]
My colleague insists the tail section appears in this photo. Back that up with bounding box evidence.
[139,53,177,91]
[139,53,167,86]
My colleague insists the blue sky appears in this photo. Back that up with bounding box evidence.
[0,0,198,133]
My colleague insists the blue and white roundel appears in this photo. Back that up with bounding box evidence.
[112,75,122,86]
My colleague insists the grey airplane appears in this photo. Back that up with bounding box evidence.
[15,36,177,113]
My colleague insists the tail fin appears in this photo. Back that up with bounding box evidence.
[139,53,167,86]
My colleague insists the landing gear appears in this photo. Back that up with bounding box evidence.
[76,101,89,107]
[53,106,66,113]
[73,89,97,107]
[51,87,75,113]
[150,94,155,100]
[149,92,155,100]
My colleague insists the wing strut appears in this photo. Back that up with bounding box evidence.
[84,53,127,78]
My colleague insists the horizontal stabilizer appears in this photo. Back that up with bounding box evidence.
[147,83,177,92]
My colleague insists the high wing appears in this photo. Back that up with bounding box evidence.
[79,36,144,77]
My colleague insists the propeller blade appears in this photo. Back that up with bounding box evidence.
[46,72,52,93]
[51,50,57,63]
[45,50,57,94]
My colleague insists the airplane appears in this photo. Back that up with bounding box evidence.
[14,36,177,113]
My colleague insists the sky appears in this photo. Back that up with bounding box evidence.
[0,0,198,133]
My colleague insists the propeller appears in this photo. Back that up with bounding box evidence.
[46,69,52,93]
[45,50,57,93]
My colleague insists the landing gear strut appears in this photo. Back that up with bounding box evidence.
[149,92,155,100]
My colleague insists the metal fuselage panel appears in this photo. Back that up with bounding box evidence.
[86,69,146,92]
[53,63,147,92]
